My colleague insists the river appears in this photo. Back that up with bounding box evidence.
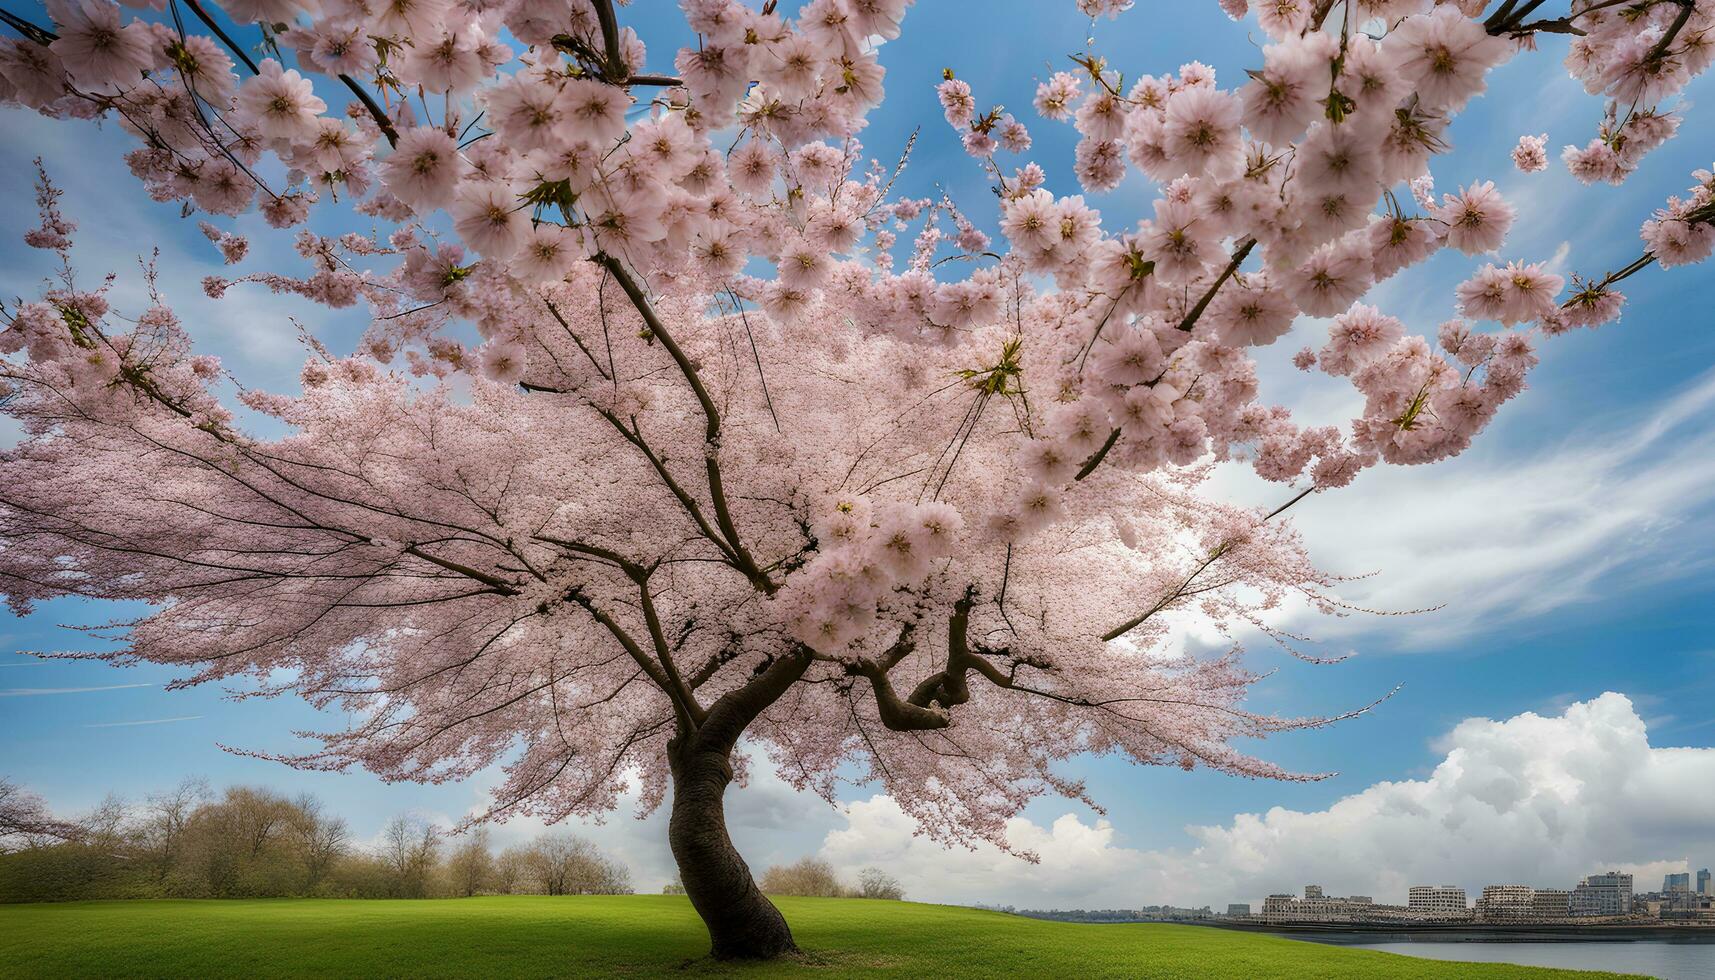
[1289,936,1715,979]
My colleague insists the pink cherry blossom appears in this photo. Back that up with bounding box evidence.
[1434,180,1516,255]
[1512,133,1549,174]
[46,0,155,92]
[236,59,326,142]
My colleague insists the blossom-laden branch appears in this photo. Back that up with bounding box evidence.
[0,0,1712,863]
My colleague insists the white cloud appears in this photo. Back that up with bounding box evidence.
[1210,368,1715,648]
[82,715,202,728]
[809,694,1715,910]
[0,682,154,696]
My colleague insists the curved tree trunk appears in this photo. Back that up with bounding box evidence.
[668,737,796,960]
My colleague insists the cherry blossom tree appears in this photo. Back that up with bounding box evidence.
[2,0,1713,959]
[0,777,81,850]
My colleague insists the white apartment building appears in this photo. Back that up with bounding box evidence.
[1532,888,1571,919]
[1407,885,1469,918]
[1571,872,1634,917]
[1477,885,1536,921]
[1259,886,1399,923]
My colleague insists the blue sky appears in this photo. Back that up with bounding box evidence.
[2,1,1714,908]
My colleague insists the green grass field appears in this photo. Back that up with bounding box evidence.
[0,895,1639,978]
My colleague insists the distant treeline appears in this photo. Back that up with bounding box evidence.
[755,857,904,901]
[2,778,907,905]
[0,777,629,904]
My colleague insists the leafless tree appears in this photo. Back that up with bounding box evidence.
[492,845,531,895]
[289,794,348,892]
[857,867,905,901]
[138,778,209,881]
[759,857,847,898]
[446,827,494,897]
[525,832,631,896]
[381,816,441,898]
[227,787,294,859]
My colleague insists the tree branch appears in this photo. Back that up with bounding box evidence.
[581,0,683,87]
[1177,237,1255,333]
[537,535,705,726]
[696,647,814,754]
[849,624,951,731]
[179,0,397,146]
[565,586,684,717]
[402,544,520,594]
[591,0,627,81]
[594,254,774,595]
[0,6,56,45]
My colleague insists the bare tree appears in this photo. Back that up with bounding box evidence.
[138,778,208,882]
[289,794,348,893]
[858,867,905,901]
[381,816,441,898]
[759,858,847,898]
[445,827,494,898]
[492,845,531,895]
[227,787,293,860]
[525,832,631,896]
[78,794,131,854]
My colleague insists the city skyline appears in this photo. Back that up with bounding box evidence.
[1233,866,1715,925]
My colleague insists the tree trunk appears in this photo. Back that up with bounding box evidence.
[668,739,796,960]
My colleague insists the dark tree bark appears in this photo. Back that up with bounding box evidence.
[667,738,796,960]
[665,649,812,960]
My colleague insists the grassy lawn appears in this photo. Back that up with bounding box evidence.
[0,895,1639,978]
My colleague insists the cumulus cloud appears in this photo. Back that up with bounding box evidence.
[810,693,1715,909]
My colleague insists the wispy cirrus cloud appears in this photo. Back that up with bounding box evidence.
[0,683,154,697]
[82,715,202,728]
[1205,367,1715,649]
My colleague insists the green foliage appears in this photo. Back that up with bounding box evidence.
[0,896,1634,979]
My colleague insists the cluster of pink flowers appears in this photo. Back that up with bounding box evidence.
[1512,133,1549,173]
[1558,0,1713,182]
[1641,163,1715,268]
[935,74,1031,160]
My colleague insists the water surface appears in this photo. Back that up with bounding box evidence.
[1292,937,1715,979]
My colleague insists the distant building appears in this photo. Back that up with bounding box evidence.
[1258,886,1402,924]
[1408,886,1469,918]
[1667,890,1702,912]
[1140,905,1211,921]
[1699,869,1712,896]
[1477,885,1536,921]
[1532,889,1571,919]
[1571,872,1634,917]
[1227,903,1252,918]
[1665,873,1692,893]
